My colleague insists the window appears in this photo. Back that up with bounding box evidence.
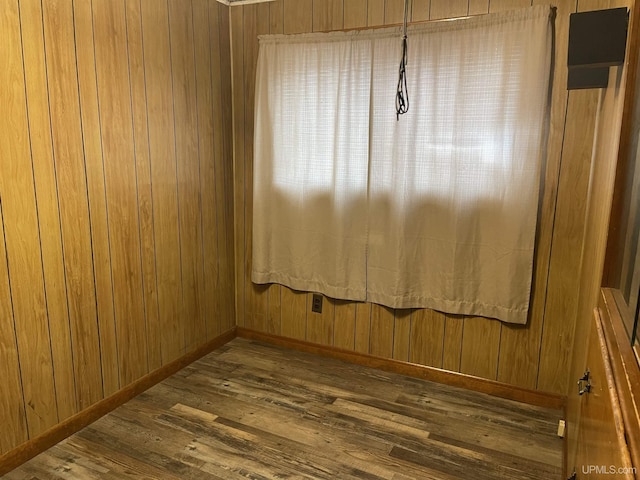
[252,6,553,325]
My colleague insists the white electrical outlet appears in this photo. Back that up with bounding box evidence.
[557,419,566,438]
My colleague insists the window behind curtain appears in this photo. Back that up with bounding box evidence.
[252,6,553,324]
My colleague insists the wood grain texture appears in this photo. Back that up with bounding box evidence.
[230,4,246,329]
[573,311,634,478]
[392,309,412,362]
[93,0,149,386]
[497,0,574,391]
[72,0,120,400]
[238,328,566,410]
[369,305,395,358]
[333,300,356,350]
[2,0,58,436]
[0,0,234,456]
[0,328,236,477]
[566,0,634,471]
[6,337,564,480]
[0,199,28,454]
[410,309,445,368]
[429,0,466,20]
[536,89,600,394]
[384,0,406,23]
[168,0,207,354]
[343,0,367,28]
[307,295,335,345]
[367,0,385,26]
[214,2,237,336]
[125,0,162,371]
[468,0,489,15]
[601,289,640,475]
[43,0,104,409]
[280,287,307,340]
[230,0,631,398]
[193,0,219,342]
[460,316,501,380]
[18,0,77,421]
[442,314,464,372]
[412,0,431,22]
[141,0,184,364]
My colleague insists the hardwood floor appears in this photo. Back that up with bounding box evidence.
[5,338,563,479]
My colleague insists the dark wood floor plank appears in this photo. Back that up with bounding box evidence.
[6,338,563,479]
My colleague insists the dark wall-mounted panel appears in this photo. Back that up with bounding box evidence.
[567,7,628,89]
[568,67,610,90]
[568,7,628,69]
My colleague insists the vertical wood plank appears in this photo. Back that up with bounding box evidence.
[281,287,307,340]
[244,3,270,333]
[92,0,149,385]
[0,199,28,453]
[270,0,284,33]
[125,0,162,371]
[385,0,406,23]
[460,317,501,379]
[73,0,120,398]
[267,0,284,335]
[412,0,430,21]
[409,309,445,368]
[307,295,335,345]
[168,0,206,352]
[489,0,531,13]
[468,0,489,14]
[280,0,313,334]
[488,0,532,12]
[313,0,344,31]
[44,0,105,410]
[354,302,372,354]
[217,3,236,333]
[242,4,258,331]
[497,0,575,390]
[19,0,77,420]
[429,0,466,19]
[141,0,184,363]
[267,285,282,335]
[284,0,313,33]
[369,305,395,358]
[192,0,219,342]
[333,301,356,350]
[212,2,235,334]
[230,4,246,328]
[442,314,464,371]
[1,0,58,436]
[392,309,412,362]
[536,18,604,394]
[343,0,367,28]
[306,0,347,347]
[367,0,385,25]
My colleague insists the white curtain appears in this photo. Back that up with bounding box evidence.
[253,6,552,324]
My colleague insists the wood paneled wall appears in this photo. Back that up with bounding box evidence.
[566,0,635,471]
[0,0,234,455]
[231,0,632,395]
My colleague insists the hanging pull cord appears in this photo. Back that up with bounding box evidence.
[395,0,409,120]
[395,35,409,120]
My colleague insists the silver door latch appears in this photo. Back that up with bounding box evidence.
[578,370,591,395]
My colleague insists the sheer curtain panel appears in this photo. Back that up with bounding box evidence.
[252,6,553,324]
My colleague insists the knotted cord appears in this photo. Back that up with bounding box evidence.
[395,0,409,120]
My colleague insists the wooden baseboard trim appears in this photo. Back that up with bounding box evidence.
[0,327,237,476]
[237,327,566,410]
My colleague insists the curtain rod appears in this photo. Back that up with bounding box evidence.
[311,5,556,35]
